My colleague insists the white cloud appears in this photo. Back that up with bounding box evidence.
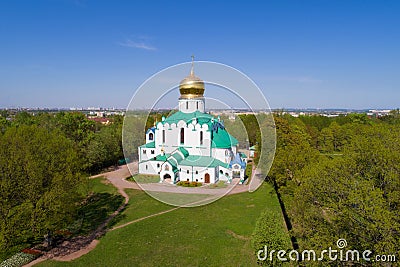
[118,38,157,51]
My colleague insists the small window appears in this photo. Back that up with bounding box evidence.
[162,130,165,143]
[196,102,199,110]
[219,170,223,174]
[149,132,154,140]
[145,165,148,170]
[143,149,146,154]
[195,171,198,174]
[186,101,189,110]
[151,150,155,154]
[157,163,160,168]
[187,170,189,174]
[187,179,189,181]
[180,128,185,144]
[200,131,203,145]
[165,165,169,171]
[196,179,198,182]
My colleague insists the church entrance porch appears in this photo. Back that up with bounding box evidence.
[162,173,171,183]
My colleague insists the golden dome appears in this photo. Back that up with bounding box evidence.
[179,57,205,99]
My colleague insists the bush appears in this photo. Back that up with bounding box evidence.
[0,252,38,267]
[176,181,202,187]
[251,209,291,266]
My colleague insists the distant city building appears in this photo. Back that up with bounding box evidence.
[87,117,112,125]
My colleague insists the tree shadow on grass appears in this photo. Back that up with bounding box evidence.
[73,192,125,235]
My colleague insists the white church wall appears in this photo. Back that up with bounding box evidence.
[207,167,217,183]
[178,166,217,183]
[159,124,180,154]
[178,98,205,113]
[139,147,156,162]
[212,148,231,164]
[138,161,159,175]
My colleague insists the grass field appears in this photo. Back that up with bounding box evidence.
[127,174,160,183]
[38,180,286,266]
[73,178,124,235]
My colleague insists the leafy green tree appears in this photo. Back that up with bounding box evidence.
[122,113,147,160]
[56,112,96,145]
[86,123,123,172]
[269,115,318,188]
[252,208,291,266]
[288,123,400,259]
[0,125,84,250]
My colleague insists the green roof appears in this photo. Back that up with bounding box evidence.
[166,158,178,172]
[171,152,184,163]
[169,147,189,164]
[239,152,247,158]
[179,155,229,168]
[155,154,169,161]
[162,111,214,125]
[161,110,239,149]
[140,141,155,148]
[211,129,239,148]
[178,147,189,157]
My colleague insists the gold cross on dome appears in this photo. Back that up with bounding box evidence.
[190,54,195,75]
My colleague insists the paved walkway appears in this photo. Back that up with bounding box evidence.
[98,162,255,196]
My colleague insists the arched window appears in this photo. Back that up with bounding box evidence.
[196,102,199,110]
[186,101,189,110]
[200,131,203,145]
[180,128,185,144]
[149,132,154,140]
[162,130,165,143]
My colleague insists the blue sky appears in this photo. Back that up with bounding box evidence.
[0,0,399,109]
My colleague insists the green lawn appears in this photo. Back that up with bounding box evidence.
[109,189,172,227]
[207,180,228,189]
[71,177,124,235]
[38,182,286,267]
[127,174,160,183]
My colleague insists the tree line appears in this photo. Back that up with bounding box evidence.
[0,111,124,258]
[252,112,400,265]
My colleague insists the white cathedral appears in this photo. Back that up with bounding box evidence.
[138,62,247,184]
